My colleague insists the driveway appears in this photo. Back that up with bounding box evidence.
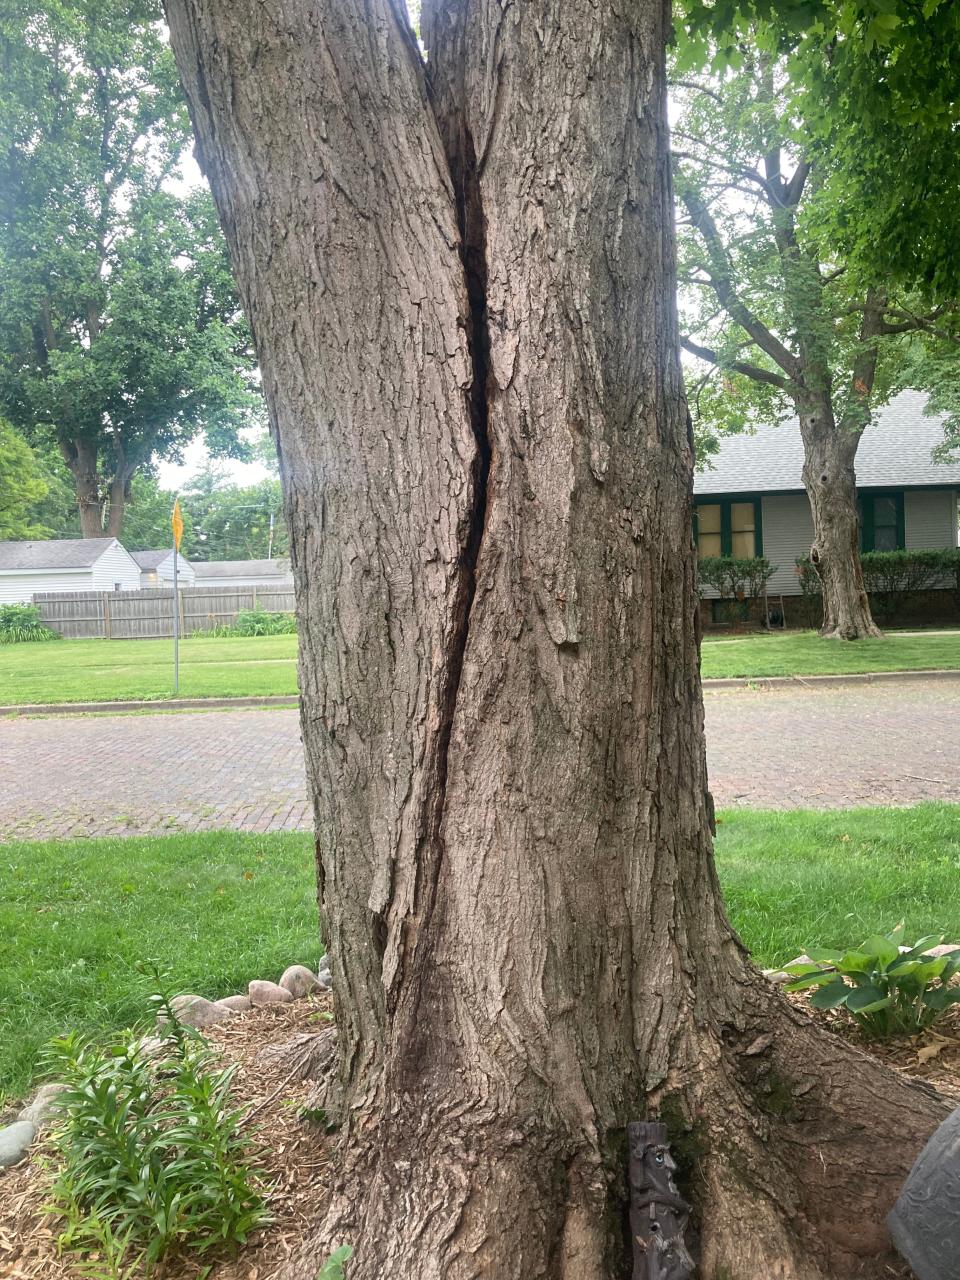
[0,677,958,840]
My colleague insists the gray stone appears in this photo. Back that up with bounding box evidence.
[279,965,323,999]
[216,994,252,1012]
[165,994,235,1029]
[249,980,294,1007]
[318,972,333,990]
[762,969,792,985]
[0,1120,35,1168]
[17,1083,67,1131]
[923,943,960,959]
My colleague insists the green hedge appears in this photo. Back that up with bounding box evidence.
[698,556,777,600]
[796,549,960,622]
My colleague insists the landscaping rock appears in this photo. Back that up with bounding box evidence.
[166,994,236,1029]
[17,1083,67,1131]
[925,943,960,959]
[249,980,294,1007]
[318,971,333,990]
[217,994,252,1012]
[762,969,792,985]
[279,965,323,998]
[0,1120,35,1168]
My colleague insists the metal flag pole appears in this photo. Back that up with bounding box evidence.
[172,499,183,694]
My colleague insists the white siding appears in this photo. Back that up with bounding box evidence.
[155,552,195,586]
[0,569,91,604]
[90,541,141,592]
[761,493,814,596]
[905,488,958,551]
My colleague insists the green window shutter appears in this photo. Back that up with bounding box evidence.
[754,498,763,557]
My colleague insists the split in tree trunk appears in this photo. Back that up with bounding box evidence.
[62,437,106,538]
[799,398,882,639]
[165,1,940,1275]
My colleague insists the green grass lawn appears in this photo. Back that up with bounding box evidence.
[0,634,299,705]
[701,629,960,679]
[0,830,320,1103]
[716,804,960,966]
[4,805,960,1102]
[2,628,957,706]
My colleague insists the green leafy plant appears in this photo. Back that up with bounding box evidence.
[786,926,960,1039]
[797,550,960,624]
[0,603,60,643]
[231,606,297,636]
[698,556,776,601]
[45,990,268,1275]
[318,1245,354,1279]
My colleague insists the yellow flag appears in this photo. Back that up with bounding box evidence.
[171,499,184,551]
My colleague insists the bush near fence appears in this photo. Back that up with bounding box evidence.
[32,586,296,640]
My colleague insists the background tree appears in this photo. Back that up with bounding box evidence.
[179,468,288,561]
[0,0,259,539]
[674,51,960,638]
[678,0,960,296]
[0,417,49,538]
[166,1,945,1276]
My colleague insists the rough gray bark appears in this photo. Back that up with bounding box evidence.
[799,393,881,640]
[62,437,105,538]
[165,2,944,1276]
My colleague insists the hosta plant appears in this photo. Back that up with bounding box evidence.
[785,926,960,1039]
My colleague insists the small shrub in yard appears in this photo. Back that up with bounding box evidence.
[45,992,267,1276]
[786,926,960,1039]
[0,603,60,642]
[232,606,297,636]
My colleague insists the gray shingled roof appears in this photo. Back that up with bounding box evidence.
[130,549,169,570]
[130,548,194,570]
[694,390,960,495]
[0,537,119,572]
[192,558,291,578]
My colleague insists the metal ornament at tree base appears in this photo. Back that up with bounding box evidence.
[888,1105,960,1280]
[628,1121,696,1280]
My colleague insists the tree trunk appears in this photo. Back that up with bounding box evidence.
[165,2,942,1276]
[798,395,882,639]
[105,465,134,539]
[61,437,106,537]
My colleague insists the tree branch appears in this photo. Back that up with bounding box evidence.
[680,187,802,379]
[681,335,790,390]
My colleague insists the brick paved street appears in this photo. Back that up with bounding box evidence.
[0,677,957,840]
[0,708,310,841]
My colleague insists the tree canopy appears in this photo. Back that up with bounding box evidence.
[0,417,49,539]
[0,0,259,537]
[677,0,960,296]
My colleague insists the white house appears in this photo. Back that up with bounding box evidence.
[0,538,142,604]
[694,390,960,599]
[131,549,196,589]
[191,558,294,589]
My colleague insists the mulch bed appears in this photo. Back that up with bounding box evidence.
[2,994,960,1279]
[0,998,336,1280]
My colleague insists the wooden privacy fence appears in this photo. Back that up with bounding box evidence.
[33,586,296,640]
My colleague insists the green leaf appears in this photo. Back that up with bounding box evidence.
[810,980,851,1010]
[786,971,840,992]
[861,935,900,967]
[846,985,892,1014]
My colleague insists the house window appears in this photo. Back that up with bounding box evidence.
[694,498,762,558]
[860,492,904,552]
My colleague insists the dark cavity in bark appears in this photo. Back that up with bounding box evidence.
[434,120,493,827]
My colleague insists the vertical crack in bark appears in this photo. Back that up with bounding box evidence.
[394,119,493,1016]
[428,119,492,856]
